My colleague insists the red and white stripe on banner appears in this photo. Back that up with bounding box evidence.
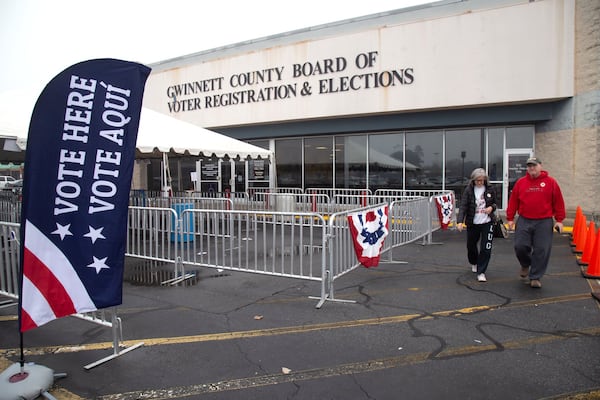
[347,205,389,268]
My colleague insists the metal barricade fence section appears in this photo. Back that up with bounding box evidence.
[0,222,132,367]
[0,222,119,325]
[0,193,443,312]
[177,209,327,283]
[124,195,437,306]
[0,222,20,299]
[251,192,332,214]
[326,197,433,285]
[0,192,21,223]
[127,206,179,264]
[385,198,432,254]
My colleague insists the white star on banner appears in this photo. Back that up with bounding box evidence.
[84,226,106,244]
[87,256,110,274]
[51,223,72,240]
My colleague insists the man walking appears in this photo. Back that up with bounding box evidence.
[506,157,565,288]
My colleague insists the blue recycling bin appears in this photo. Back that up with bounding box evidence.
[171,203,194,243]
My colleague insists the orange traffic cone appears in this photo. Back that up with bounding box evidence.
[571,206,583,245]
[574,216,587,254]
[579,222,596,265]
[582,229,600,279]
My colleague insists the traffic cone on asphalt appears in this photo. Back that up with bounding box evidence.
[574,216,587,254]
[571,206,583,247]
[582,229,600,279]
[579,222,596,265]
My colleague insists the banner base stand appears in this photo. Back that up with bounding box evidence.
[84,342,144,370]
[0,362,66,400]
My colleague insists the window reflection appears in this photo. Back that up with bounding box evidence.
[487,128,504,182]
[179,157,196,191]
[445,129,483,195]
[405,131,443,190]
[270,125,533,202]
[335,136,366,188]
[304,137,333,188]
[275,138,302,187]
[369,133,404,190]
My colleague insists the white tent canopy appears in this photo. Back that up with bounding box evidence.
[0,90,272,160]
[134,108,271,159]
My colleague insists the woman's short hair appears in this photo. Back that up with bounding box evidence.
[470,168,488,182]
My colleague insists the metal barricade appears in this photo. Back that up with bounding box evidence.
[247,188,303,211]
[248,187,303,195]
[177,209,329,304]
[0,193,21,223]
[321,198,433,307]
[125,206,192,285]
[383,198,432,258]
[0,222,20,301]
[322,203,389,308]
[252,192,331,214]
[0,221,142,369]
[374,189,456,240]
[306,188,373,200]
[144,196,234,211]
[126,206,178,264]
[1,193,441,315]
[375,189,453,198]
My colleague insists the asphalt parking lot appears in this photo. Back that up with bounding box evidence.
[1,228,600,399]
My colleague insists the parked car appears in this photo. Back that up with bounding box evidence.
[0,176,16,190]
[3,179,22,193]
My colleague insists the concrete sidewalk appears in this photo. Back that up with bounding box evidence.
[1,229,599,399]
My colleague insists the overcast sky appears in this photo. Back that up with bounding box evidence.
[0,0,432,94]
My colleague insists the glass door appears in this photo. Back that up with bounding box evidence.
[197,159,220,193]
[234,160,246,193]
[220,159,233,193]
[503,149,533,209]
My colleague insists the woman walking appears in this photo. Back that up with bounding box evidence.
[456,168,498,282]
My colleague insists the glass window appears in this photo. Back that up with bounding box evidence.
[275,138,302,188]
[506,126,534,148]
[445,129,483,195]
[405,130,443,190]
[304,137,333,188]
[335,135,366,188]
[179,157,196,191]
[487,128,504,182]
[147,159,162,192]
[369,133,404,190]
[248,159,268,181]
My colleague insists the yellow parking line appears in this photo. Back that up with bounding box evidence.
[2,292,595,400]
[94,326,600,400]
[1,293,591,357]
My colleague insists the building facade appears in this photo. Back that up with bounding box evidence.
[140,0,600,214]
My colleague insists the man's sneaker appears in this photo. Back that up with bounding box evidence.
[477,273,487,282]
[530,279,542,288]
[520,266,529,278]
[471,265,477,273]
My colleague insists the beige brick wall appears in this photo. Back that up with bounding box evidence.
[536,0,599,216]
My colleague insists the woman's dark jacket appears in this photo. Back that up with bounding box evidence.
[457,182,497,227]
